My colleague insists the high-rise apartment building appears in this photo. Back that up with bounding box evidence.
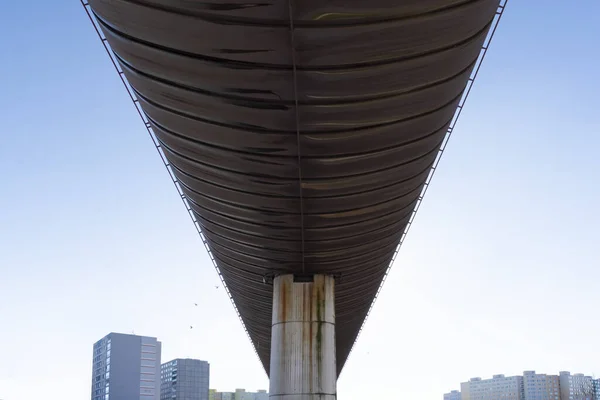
[210,391,233,400]
[523,370,560,400]
[559,372,595,400]
[253,390,268,400]
[444,390,462,400]
[460,374,524,400]
[91,333,162,400]
[234,389,267,400]
[160,358,210,400]
[592,379,600,399]
[209,389,268,400]
[447,371,598,400]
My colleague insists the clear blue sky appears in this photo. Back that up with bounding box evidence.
[1,1,599,399]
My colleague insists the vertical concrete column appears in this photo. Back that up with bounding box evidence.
[269,274,336,400]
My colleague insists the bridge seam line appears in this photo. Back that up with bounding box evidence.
[287,0,306,274]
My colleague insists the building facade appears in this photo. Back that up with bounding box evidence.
[447,372,598,400]
[559,372,595,400]
[460,375,524,400]
[91,333,162,400]
[209,389,268,400]
[161,358,210,400]
[523,370,560,400]
[444,390,462,400]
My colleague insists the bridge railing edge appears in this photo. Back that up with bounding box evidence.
[342,0,510,374]
[79,0,264,370]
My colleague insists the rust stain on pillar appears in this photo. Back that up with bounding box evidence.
[315,281,322,388]
[269,274,336,400]
[279,275,287,323]
[306,283,314,393]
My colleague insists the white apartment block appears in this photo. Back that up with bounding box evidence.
[447,371,597,400]
[460,374,524,400]
[209,389,268,400]
[523,370,560,400]
[444,390,462,400]
[559,372,595,400]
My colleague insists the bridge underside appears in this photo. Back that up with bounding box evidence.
[88,0,500,375]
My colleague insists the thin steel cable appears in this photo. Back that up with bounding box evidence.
[343,0,509,371]
[287,0,307,274]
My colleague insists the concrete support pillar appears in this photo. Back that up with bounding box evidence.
[269,274,336,400]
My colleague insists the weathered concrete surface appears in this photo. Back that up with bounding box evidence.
[269,274,336,400]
